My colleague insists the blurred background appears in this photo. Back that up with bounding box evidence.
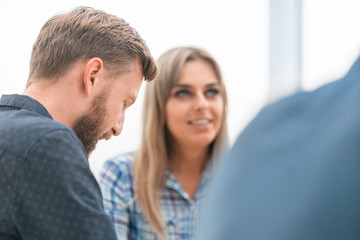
[1,0,359,176]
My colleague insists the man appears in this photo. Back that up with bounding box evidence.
[198,55,360,240]
[0,6,157,239]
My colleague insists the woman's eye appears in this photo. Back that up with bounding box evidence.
[205,89,219,97]
[174,90,191,97]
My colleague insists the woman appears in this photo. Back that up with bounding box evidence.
[99,46,229,240]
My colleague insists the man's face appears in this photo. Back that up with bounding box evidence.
[73,61,143,156]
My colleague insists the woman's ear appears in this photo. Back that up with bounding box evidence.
[83,58,103,96]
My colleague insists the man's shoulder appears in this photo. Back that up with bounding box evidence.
[257,74,359,129]
[0,110,82,159]
[232,74,360,159]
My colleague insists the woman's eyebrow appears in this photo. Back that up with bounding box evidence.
[173,83,220,88]
[173,84,191,88]
[206,83,220,88]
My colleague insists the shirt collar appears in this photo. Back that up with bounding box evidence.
[164,162,212,202]
[0,94,53,119]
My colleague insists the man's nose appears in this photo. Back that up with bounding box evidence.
[111,123,123,136]
[111,114,125,136]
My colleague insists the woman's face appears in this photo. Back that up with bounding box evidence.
[165,59,224,149]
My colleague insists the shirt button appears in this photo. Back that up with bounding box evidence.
[190,205,194,211]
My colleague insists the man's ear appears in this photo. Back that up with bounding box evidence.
[83,58,103,96]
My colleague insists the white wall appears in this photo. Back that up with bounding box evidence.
[0,0,269,176]
[302,0,360,90]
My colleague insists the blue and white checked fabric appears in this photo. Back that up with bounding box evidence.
[98,152,210,240]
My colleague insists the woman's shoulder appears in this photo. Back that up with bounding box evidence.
[104,152,135,170]
[98,152,136,192]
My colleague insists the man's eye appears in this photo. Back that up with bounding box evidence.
[174,90,191,97]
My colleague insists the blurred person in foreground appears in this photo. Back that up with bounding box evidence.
[0,6,157,240]
[99,47,229,240]
[198,55,360,240]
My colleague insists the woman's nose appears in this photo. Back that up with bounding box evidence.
[194,93,209,111]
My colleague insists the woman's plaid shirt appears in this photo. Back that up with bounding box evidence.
[98,152,210,240]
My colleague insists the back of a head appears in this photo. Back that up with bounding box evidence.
[27,6,157,87]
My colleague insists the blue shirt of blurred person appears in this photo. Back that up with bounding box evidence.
[198,56,360,240]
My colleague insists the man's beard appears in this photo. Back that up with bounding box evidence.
[72,92,112,156]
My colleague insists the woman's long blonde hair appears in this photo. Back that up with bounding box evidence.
[133,46,229,238]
